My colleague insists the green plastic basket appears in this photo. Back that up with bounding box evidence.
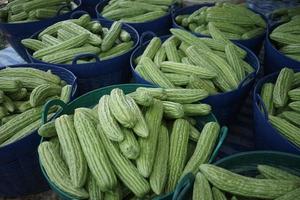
[214,151,300,177]
[169,151,300,200]
[39,84,228,200]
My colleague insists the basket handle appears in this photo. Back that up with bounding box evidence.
[170,4,176,16]
[70,10,89,19]
[71,81,78,98]
[256,93,269,120]
[238,72,256,89]
[42,99,67,124]
[172,173,195,200]
[139,31,157,47]
[57,4,72,16]
[72,53,101,65]
[208,126,228,163]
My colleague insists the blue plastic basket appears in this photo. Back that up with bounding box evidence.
[26,17,139,95]
[172,4,267,55]
[39,83,227,200]
[253,70,300,154]
[95,0,173,36]
[0,0,82,62]
[264,23,300,74]
[80,0,102,17]
[0,63,77,197]
[167,150,300,200]
[130,33,261,125]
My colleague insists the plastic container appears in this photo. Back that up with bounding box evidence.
[130,34,261,125]
[27,18,139,95]
[0,0,82,62]
[172,4,267,55]
[0,63,77,197]
[264,23,300,74]
[168,150,300,200]
[81,0,101,17]
[96,0,173,36]
[253,70,300,154]
[39,83,228,200]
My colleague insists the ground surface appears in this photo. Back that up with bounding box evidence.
[0,191,57,200]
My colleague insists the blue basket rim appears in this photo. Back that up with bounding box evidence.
[214,150,300,165]
[25,18,139,66]
[265,22,300,64]
[0,0,82,25]
[253,69,300,153]
[95,0,173,25]
[130,34,261,97]
[172,3,268,42]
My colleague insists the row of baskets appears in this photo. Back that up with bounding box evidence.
[0,1,299,199]
[1,1,299,71]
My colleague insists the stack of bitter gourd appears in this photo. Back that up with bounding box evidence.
[134,26,255,95]
[175,2,266,40]
[38,86,222,199]
[21,14,134,64]
[100,0,175,23]
[0,67,72,147]
[270,16,300,62]
[192,164,300,200]
[260,67,300,148]
[0,0,78,23]
[270,6,300,24]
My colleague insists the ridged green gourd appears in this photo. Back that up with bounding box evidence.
[200,164,300,199]
[126,96,149,138]
[38,120,57,138]
[119,128,140,160]
[109,88,137,128]
[149,125,169,195]
[0,107,42,144]
[74,109,117,191]
[55,114,88,188]
[87,174,104,200]
[98,125,150,198]
[193,172,213,200]
[101,21,122,52]
[273,68,294,108]
[257,165,300,182]
[166,119,190,192]
[38,142,89,199]
[164,88,209,104]
[0,67,61,85]
[29,84,62,107]
[136,99,163,178]
[98,95,124,142]
[212,187,227,200]
[162,101,185,119]
[182,122,220,177]
[183,103,211,116]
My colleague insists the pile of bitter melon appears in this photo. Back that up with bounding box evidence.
[21,14,135,64]
[38,87,222,199]
[0,67,72,147]
[175,3,266,40]
[270,16,300,62]
[133,26,255,96]
[192,164,300,200]
[0,0,78,23]
[260,67,300,148]
[100,0,175,23]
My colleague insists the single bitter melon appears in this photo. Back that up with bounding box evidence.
[136,99,163,178]
[200,164,300,199]
[74,109,117,191]
[55,114,88,188]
